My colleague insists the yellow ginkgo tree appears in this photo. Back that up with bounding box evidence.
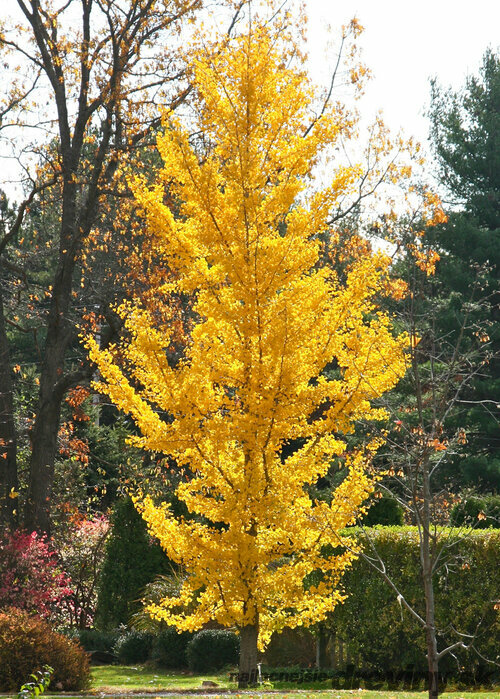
[87,14,409,684]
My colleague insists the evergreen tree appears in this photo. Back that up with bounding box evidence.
[427,49,499,490]
[96,497,171,629]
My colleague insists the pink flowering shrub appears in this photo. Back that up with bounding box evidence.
[57,514,109,628]
[0,530,72,619]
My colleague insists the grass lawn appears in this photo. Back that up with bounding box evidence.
[90,665,233,692]
[86,666,500,699]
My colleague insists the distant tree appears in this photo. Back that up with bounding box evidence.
[0,0,240,533]
[427,48,500,489]
[353,150,496,696]
[0,190,19,527]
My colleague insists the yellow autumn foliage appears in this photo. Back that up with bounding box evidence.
[86,19,408,649]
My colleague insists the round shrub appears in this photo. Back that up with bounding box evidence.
[186,629,239,672]
[77,628,120,653]
[152,627,192,668]
[0,608,90,692]
[113,630,154,663]
[362,494,404,526]
[450,494,500,528]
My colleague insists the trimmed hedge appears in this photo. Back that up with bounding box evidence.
[186,630,239,672]
[332,527,500,679]
[0,609,90,691]
[113,630,154,664]
[152,627,192,668]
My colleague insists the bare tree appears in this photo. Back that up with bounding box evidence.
[0,0,217,532]
[339,212,499,698]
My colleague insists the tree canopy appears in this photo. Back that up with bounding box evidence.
[88,15,409,682]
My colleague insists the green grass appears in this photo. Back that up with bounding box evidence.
[90,665,234,692]
[32,666,500,698]
[87,666,500,698]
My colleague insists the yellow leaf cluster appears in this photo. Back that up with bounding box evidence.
[86,20,408,647]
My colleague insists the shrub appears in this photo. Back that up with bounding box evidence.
[450,494,500,528]
[76,628,120,654]
[361,494,404,526]
[113,630,154,664]
[0,530,72,620]
[152,627,192,668]
[96,497,171,628]
[56,514,109,628]
[186,629,239,672]
[0,608,89,692]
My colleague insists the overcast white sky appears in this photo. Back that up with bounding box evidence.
[1,0,498,199]
[304,0,499,149]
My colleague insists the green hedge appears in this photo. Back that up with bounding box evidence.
[332,527,500,680]
[186,630,239,672]
[152,628,192,668]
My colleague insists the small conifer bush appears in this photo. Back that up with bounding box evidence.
[186,629,239,672]
[152,627,192,668]
[113,630,154,663]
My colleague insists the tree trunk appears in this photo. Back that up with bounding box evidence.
[24,298,72,533]
[424,594,439,699]
[239,622,259,688]
[0,282,18,528]
[25,371,64,534]
[25,205,76,534]
[329,631,336,669]
[316,624,329,669]
[421,456,439,699]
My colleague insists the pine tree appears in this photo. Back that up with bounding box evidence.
[428,49,500,490]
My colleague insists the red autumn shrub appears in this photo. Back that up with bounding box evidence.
[0,530,72,619]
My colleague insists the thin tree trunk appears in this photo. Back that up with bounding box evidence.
[421,457,439,699]
[316,624,329,669]
[239,621,259,688]
[0,282,18,528]
[424,576,439,699]
[329,631,336,670]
